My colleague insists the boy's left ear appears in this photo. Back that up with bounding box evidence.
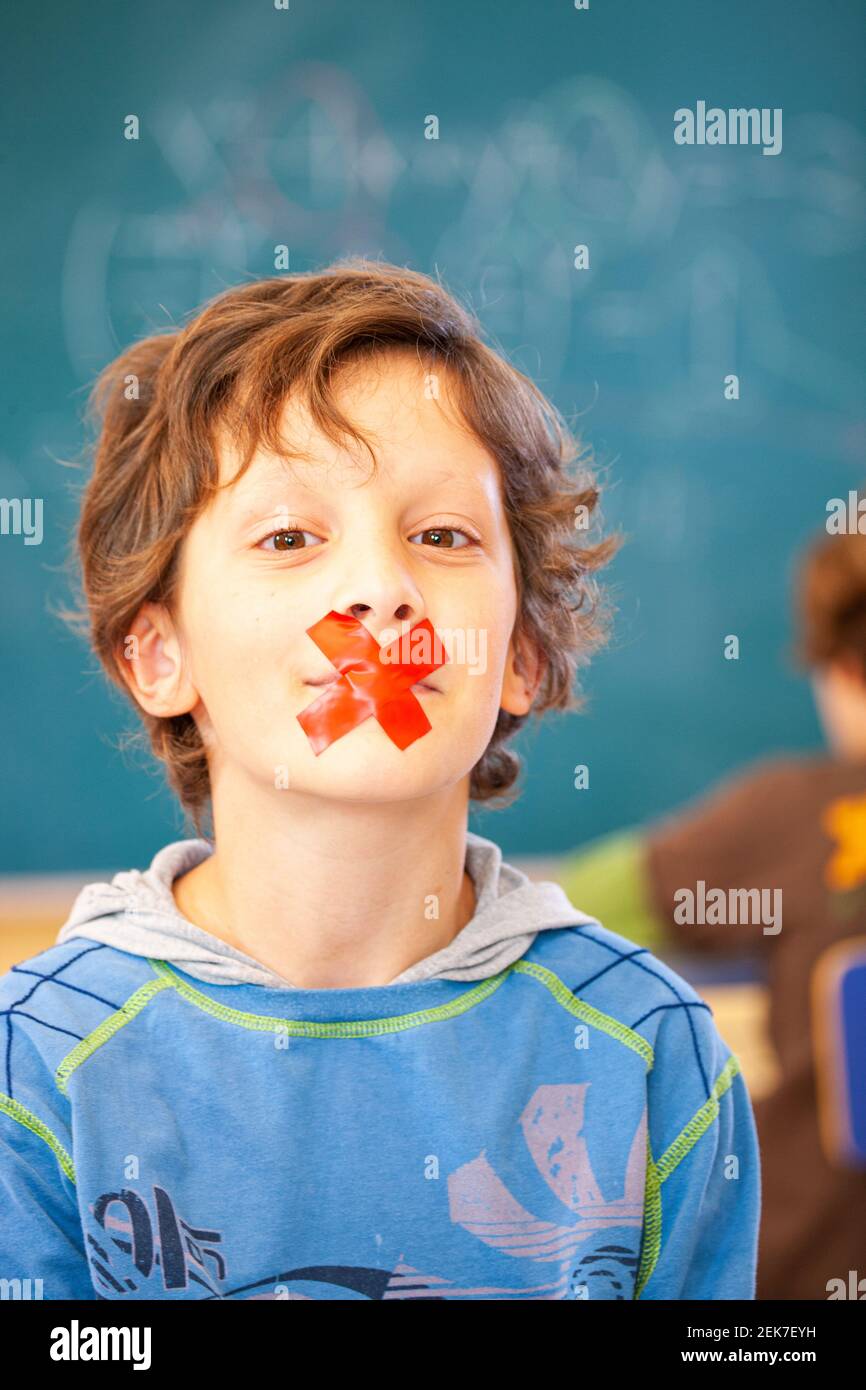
[501,630,547,716]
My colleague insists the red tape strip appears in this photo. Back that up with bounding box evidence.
[297,610,449,754]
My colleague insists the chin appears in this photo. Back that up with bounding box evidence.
[295,739,470,801]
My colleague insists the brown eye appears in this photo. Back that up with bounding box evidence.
[412,527,475,549]
[259,528,324,551]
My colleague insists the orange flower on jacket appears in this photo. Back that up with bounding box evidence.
[823,792,866,891]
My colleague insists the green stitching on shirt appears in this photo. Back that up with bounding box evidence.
[144,958,657,1062]
[635,1130,661,1298]
[55,974,175,1096]
[145,957,512,1036]
[54,953,657,1100]
[656,1053,740,1182]
[0,1091,76,1185]
[54,962,514,1091]
[509,960,655,1067]
[634,1053,743,1297]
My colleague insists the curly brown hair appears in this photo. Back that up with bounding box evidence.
[59,258,621,838]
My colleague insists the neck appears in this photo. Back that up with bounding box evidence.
[173,768,477,989]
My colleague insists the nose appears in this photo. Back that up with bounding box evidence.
[337,589,425,647]
[342,601,425,658]
[330,520,427,644]
[346,600,414,640]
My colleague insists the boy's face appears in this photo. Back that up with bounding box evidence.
[811,656,866,758]
[132,349,543,805]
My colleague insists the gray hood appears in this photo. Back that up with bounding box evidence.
[55,830,594,990]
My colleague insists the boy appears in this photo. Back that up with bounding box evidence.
[0,260,760,1300]
[555,525,866,1299]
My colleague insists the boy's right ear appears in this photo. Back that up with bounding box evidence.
[115,602,200,718]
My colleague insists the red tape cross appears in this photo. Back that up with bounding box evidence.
[297,610,448,754]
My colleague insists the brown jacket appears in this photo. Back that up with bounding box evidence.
[645,753,866,1300]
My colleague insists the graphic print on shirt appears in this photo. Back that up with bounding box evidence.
[86,1184,227,1297]
[442,1082,646,1300]
[84,1084,646,1300]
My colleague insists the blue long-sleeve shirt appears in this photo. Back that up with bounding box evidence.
[0,920,760,1300]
